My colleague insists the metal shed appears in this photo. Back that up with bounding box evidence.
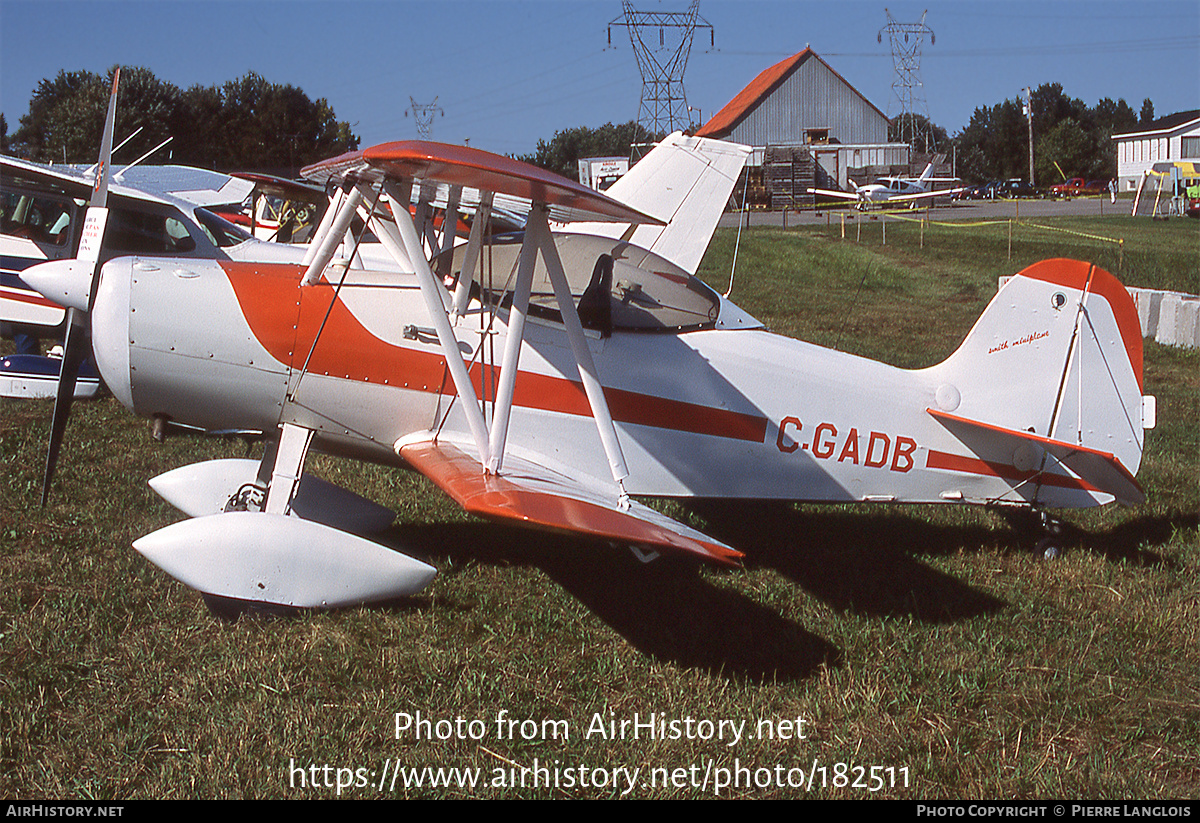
[696,48,909,205]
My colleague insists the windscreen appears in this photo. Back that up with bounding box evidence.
[444,232,719,334]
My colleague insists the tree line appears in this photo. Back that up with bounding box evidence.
[4,66,359,174]
[950,83,1151,185]
[515,121,660,180]
[1,66,1158,189]
[515,84,1153,188]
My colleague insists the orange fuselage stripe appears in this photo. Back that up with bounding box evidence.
[220,261,769,443]
[925,449,1102,494]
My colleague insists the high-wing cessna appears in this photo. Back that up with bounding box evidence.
[1,154,306,399]
[21,96,1152,613]
[810,161,963,210]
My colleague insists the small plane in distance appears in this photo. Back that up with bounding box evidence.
[21,78,1154,615]
[809,161,963,210]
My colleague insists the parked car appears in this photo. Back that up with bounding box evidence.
[1049,178,1086,197]
[956,181,1003,200]
[953,183,985,200]
[996,179,1040,199]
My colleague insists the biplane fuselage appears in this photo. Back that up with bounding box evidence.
[91,245,1144,512]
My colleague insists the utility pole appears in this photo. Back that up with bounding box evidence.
[1022,87,1034,186]
[608,1,713,154]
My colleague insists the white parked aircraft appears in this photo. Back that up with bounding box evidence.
[1,159,302,332]
[2,131,742,406]
[810,162,962,210]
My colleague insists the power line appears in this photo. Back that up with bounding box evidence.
[407,96,443,141]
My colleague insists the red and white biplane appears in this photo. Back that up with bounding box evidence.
[22,82,1153,613]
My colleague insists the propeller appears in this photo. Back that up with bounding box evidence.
[39,67,120,506]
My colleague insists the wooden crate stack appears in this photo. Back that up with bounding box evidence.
[764,146,816,209]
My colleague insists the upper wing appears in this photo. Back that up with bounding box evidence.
[398,434,742,565]
[230,171,326,200]
[302,141,662,226]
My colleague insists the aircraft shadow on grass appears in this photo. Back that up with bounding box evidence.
[690,500,1195,597]
[334,519,837,684]
[308,502,1200,684]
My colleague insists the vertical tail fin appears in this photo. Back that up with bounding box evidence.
[924,259,1146,505]
[567,132,751,275]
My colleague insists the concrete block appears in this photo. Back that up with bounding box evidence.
[1143,290,1163,341]
[1175,297,1198,349]
[1155,294,1179,346]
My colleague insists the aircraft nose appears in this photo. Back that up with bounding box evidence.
[90,258,134,412]
[20,259,96,312]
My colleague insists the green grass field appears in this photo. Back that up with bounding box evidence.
[2,214,1197,798]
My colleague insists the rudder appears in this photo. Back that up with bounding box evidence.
[924,259,1146,502]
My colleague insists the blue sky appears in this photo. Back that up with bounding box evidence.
[1,0,1197,159]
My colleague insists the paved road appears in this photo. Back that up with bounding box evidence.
[718,195,1136,228]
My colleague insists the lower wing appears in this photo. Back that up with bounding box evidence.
[398,434,742,565]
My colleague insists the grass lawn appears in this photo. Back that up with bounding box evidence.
[2,214,1197,798]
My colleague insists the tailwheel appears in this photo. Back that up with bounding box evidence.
[1036,509,1069,559]
[1036,537,1061,560]
[990,504,1073,559]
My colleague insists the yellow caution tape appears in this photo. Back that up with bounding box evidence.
[1015,221,1123,246]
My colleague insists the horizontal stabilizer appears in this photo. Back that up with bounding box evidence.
[399,436,742,565]
[1,354,101,400]
[928,409,1144,506]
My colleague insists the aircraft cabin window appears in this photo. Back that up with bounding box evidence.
[442,235,719,335]
[194,208,253,248]
[105,210,197,254]
[1,190,76,246]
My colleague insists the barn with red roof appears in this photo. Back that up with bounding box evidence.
[696,48,911,207]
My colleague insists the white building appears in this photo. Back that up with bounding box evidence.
[1113,110,1200,191]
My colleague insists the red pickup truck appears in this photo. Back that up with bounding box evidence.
[1049,178,1108,198]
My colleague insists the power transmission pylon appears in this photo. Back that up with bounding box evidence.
[878,8,936,153]
[407,96,443,141]
[608,0,713,148]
